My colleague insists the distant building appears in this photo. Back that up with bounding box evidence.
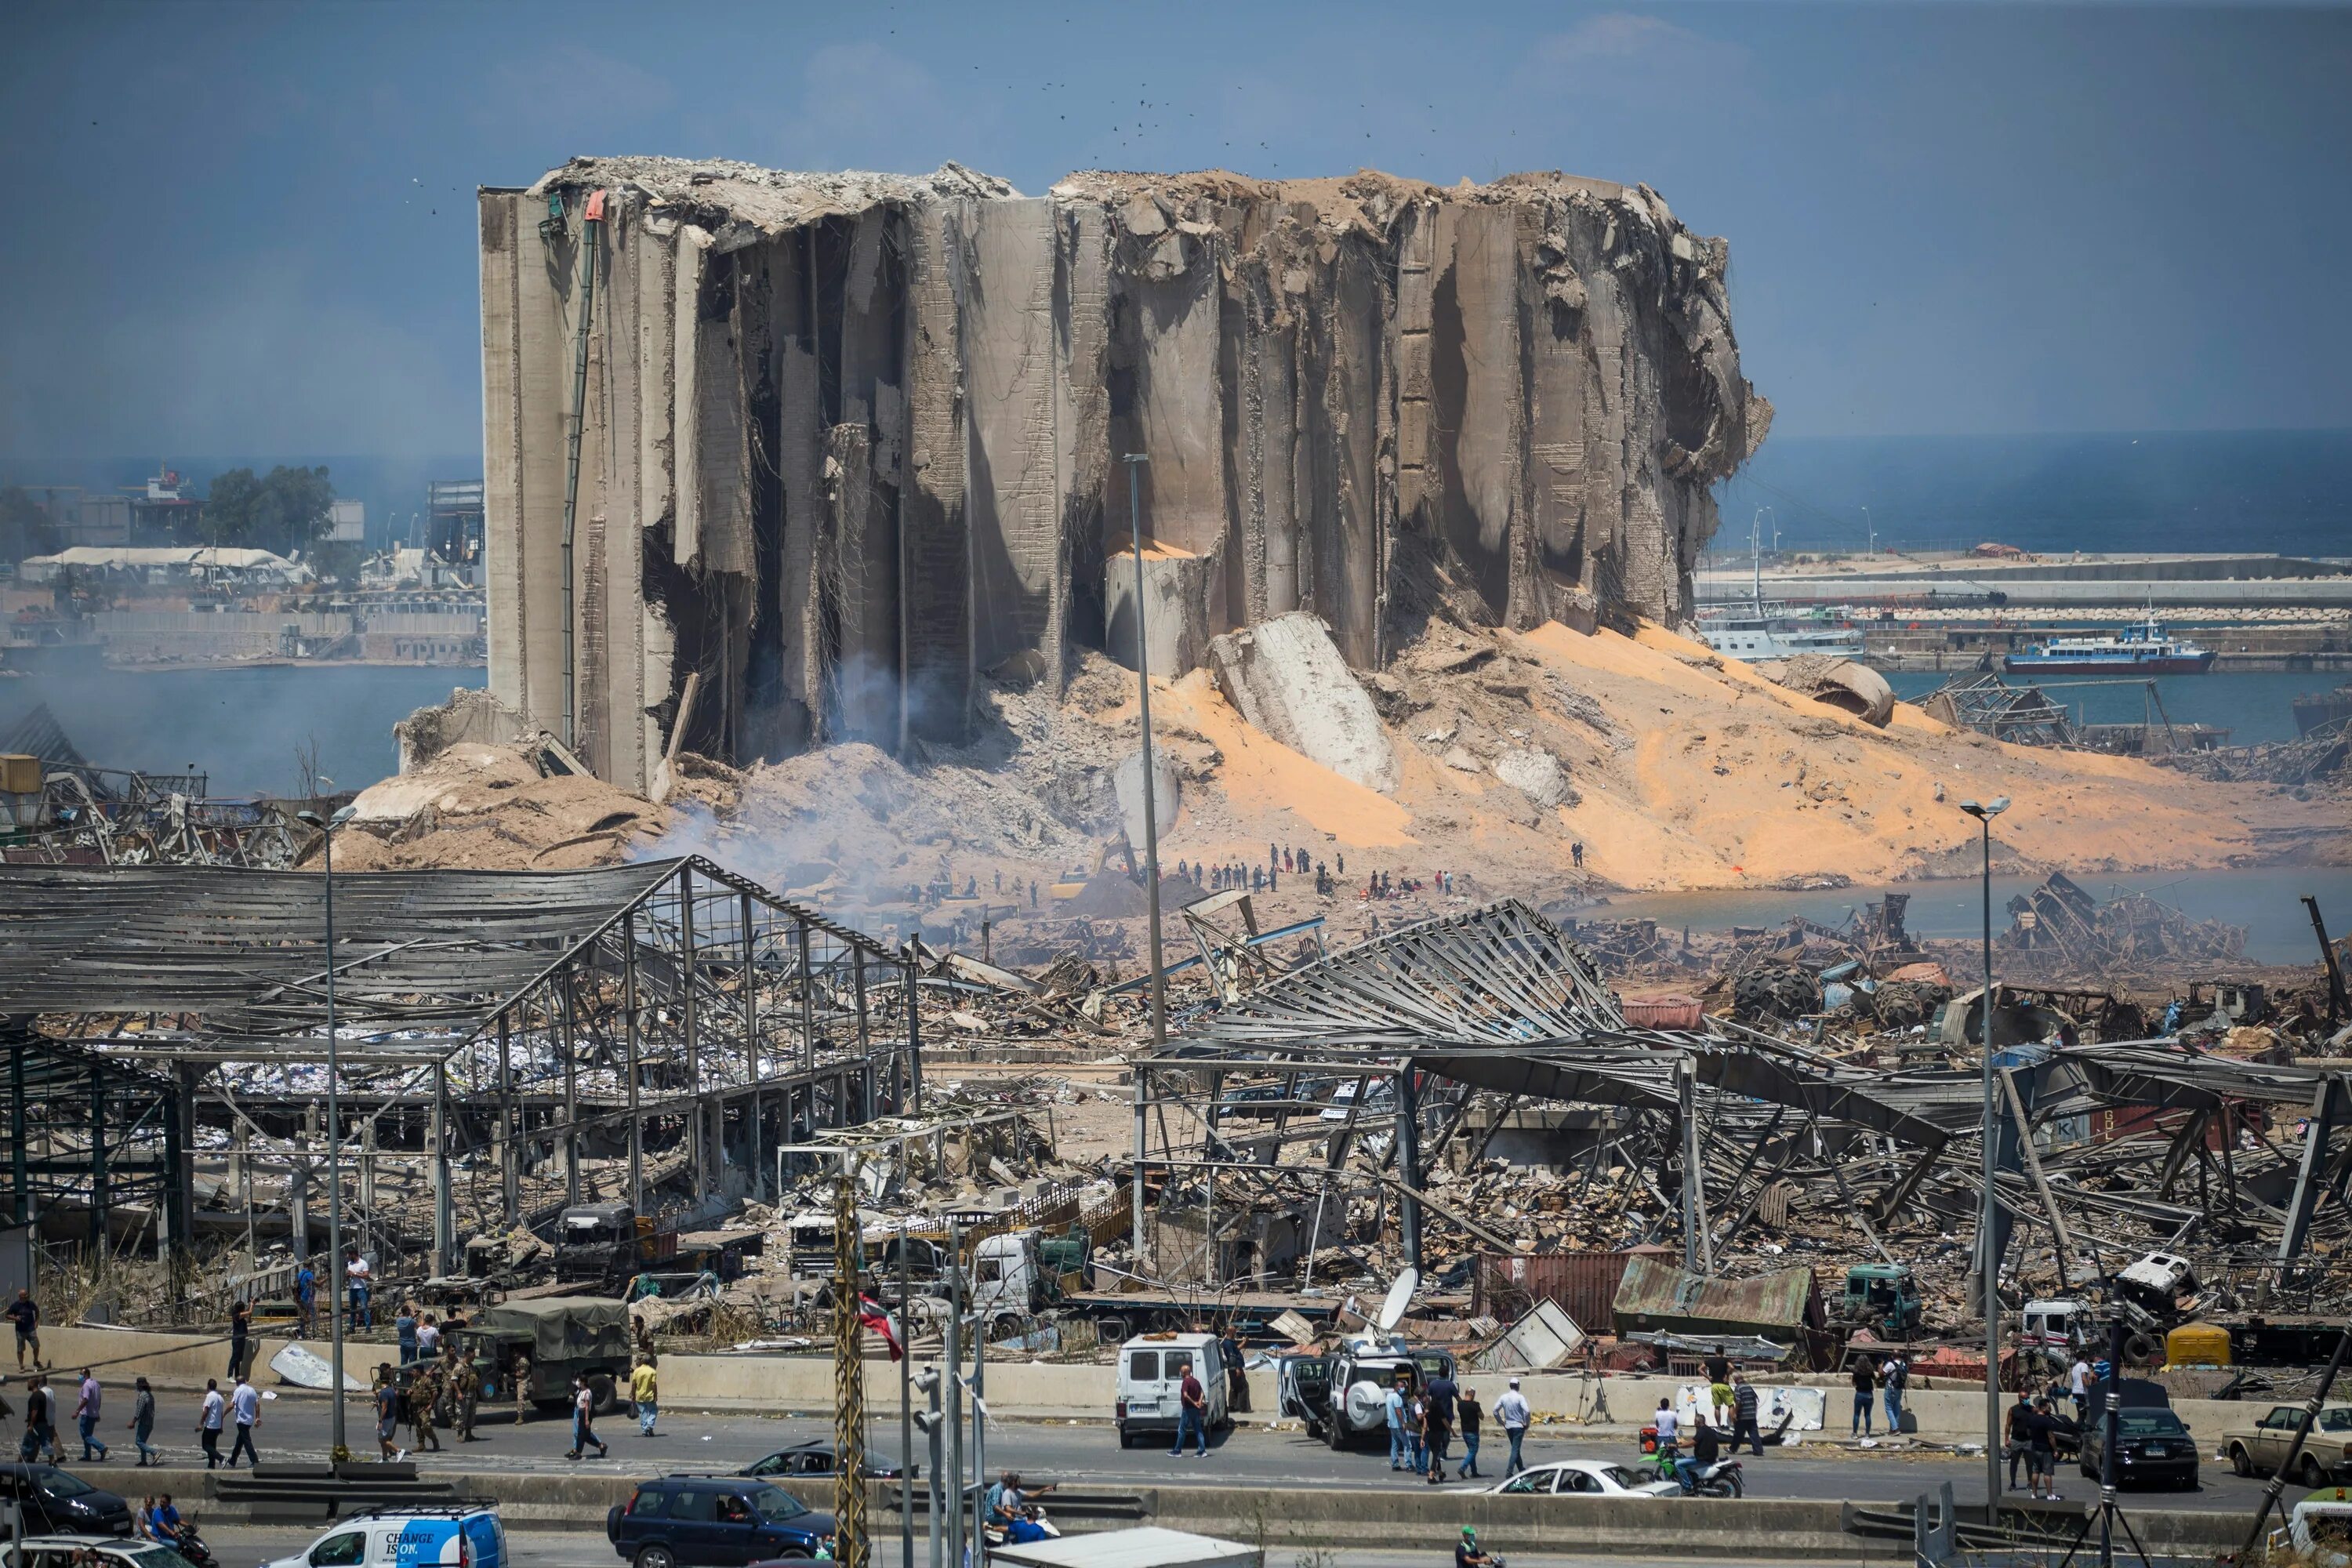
[426,480,485,565]
[327,498,366,543]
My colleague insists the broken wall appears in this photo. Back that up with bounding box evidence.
[481,158,1768,790]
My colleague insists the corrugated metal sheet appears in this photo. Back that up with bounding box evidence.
[1610,1254,1820,1338]
[1475,1248,1664,1330]
[1621,996,1704,1029]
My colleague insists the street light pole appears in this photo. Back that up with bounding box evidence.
[299,804,358,1461]
[1959,794,2009,1519]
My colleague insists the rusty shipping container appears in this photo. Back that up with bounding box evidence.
[1620,996,1704,1029]
[1475,1247,1670,1332]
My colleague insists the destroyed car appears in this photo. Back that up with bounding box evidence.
[1835,1265,1922,1338]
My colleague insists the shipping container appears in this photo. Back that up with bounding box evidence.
[1620,996,1704,1029]
[1474,1247,1670,1333]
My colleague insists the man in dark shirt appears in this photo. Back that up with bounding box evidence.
[1704,1346,1732,1386]
[1455,1385,1485,1479]
[2005,1391,2034,1490]
[1849,1357,1876,1436]
[1675,1414,1722,1493]
[1421,1370,1457,1484]
[1455,1526,1496,1567]
[1730,1373,1763,1456]
[8,1289,40,1372]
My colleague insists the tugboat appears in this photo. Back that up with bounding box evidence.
[2002,617,2216,677]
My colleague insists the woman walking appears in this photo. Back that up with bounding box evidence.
[129,1377,158,1466]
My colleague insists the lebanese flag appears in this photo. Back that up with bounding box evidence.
[858,1296,904,1362]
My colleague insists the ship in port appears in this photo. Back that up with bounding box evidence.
[1697,605,1867,661]
[2002,617,2216,677]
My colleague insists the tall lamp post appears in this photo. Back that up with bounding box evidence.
[1958,794,2009,1517]
[297,803,358,1461]
[1123,453,1166,1272]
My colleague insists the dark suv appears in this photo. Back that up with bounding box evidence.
[0,1465,134,1537]
[605,1475,835,1566]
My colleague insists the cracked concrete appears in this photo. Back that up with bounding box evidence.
[481,159,1769,789]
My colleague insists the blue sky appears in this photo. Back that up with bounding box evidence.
[3,1,2347,458]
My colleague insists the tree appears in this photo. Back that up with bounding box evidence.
[0,487,58,564]
[203,465,334,555]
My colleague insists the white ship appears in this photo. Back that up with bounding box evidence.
[1697,607,1867,660]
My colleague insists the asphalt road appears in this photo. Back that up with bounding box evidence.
[95,1392,2270,1518]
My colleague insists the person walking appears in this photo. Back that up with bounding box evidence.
[20,1374,60,1464]
[630,1356,659,1436]
[567,1375,608,1461]
[8,1287,41,1372]
[1421,1367,1457,1485]
[1494,1377,1531,1477]
[2067,1353,2092,1425]
[1169,1361,1208,1458]
[1404,1385,1428,1477]
[1730,1373,1763,1457]
[129,1377,158,1467]
[1455,1385,1484,1480]
[452,1351,481,1443]
[372,1366,400,1461]
[75,1368,108,1461]
[226,1373,260,1468]
[294,1261,317,1338]
[227,1300,252,1381]
[197,1379,226,1469]
[1881,1353,1908,1434]
[405,1361,441,1454]
[1384,1375,1409,1470]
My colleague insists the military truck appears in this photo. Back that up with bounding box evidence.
[1835,1265,1924,1339]
[452,1298,636,1412]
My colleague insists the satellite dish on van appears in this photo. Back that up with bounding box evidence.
[1374,1268,1420,1336]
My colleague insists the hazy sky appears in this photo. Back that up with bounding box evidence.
[3,1,2347,458]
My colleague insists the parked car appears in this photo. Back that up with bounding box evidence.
[606,1475,834,1566]
[1484,1460,1679,1498]
[2226,1404,2352,1486]
[2078,1406,2200,1490]
[739,1440,916,1482]
[3,1537,198,1568]
[260,1506,506,1568]
[0,1465,134,1537]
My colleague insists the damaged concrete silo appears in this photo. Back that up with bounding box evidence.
[477,158,1769,791]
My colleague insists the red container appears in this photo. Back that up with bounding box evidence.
[1621,996,1704,1030]
[1475,1248,1664,1333]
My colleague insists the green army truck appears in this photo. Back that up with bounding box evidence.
[452,1298,636,1413]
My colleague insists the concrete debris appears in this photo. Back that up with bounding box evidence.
[1492,746,1577,810]
[1755,655,1895,728]
[1209,614,1400,795]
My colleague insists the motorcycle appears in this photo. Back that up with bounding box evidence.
[1642,1446,1747,1497]
[162,1519,218,1568]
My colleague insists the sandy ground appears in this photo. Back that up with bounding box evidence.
[340,617,2343,913]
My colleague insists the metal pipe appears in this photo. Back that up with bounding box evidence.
[899,1229,914,1568]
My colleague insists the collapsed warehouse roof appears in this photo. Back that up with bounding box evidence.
[1138,900,2351,1334]
[0,856,924,1277]
[479,158,1769,789]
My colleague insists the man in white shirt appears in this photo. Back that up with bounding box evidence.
[1493,1377,1533,1477]
[416,1315,441,1361]
[2068,1356,2091,1422]
[227,1374,261,1468]
[344,1248,372,1330]
[1653,1395,1681,1458]
[197,1379,227,1470]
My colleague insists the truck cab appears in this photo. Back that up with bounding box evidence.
[969,1229,1069,1334]
[555,1203,668,1287]
[1839,1265,1922,1337]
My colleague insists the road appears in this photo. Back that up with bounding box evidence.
[118,1392,2267,1517]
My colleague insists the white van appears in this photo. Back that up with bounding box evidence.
[259,1506,506,1568]
[1114,1332,1229,1449]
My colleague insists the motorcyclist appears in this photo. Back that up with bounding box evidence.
[1675,1414,1722,1494]
[985,1469,1054,1544]
[1455,1524,1499,1566]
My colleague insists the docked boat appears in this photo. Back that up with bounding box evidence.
[2002,618,2216,677]
[1697,606,1866,661]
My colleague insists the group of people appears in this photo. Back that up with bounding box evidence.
[1847,1350,1913,1436]
[368,1338,488,1460]
[1646,1352,1766,1494]
[134,1494,198,1555]
[1381,1366,1487,1483]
